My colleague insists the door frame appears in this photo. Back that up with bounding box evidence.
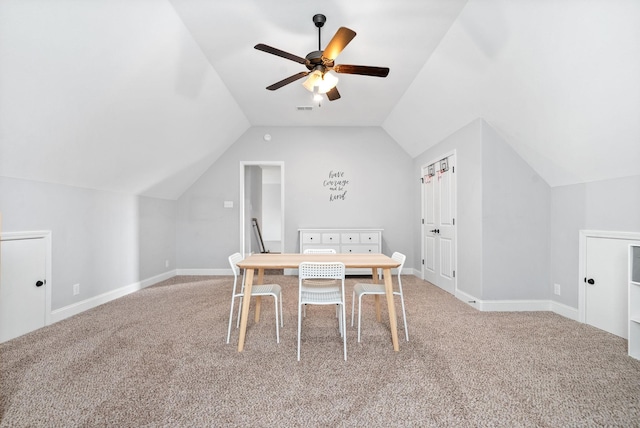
[0,230,52,325]
[239,161,285,257]
[578,229,640,323]
[420,150,457,294]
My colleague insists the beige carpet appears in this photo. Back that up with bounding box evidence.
[1,275,640,427]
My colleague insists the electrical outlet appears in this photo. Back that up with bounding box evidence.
[554,283,561,296]
[73,283,80,296]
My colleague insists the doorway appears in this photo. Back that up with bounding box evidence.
[579,230,640,338]
[421,152,457,294]
[239,162,285,257]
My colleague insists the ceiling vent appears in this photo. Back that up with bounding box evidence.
[296,106,313,111]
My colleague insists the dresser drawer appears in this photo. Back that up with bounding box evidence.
[322,233,340,244]
[341,245,379,254]
[341,233,360,244]
[301,233,321,244]
[360,232,379,244]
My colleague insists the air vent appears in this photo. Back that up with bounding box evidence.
[296,106,313,111]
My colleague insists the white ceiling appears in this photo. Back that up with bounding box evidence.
[1,0,638,199]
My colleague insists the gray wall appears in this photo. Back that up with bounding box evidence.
[481,123,550,300]
[0,176,176,310]
[550,175,640,308]
[176,126,414,271]
[412,119,551,301]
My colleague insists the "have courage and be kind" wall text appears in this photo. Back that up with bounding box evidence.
[323,170,349,202]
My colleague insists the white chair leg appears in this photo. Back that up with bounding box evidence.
[351,290,356,327]
[226,295,236,344]
[297,301,303,361]
[279,292,284,327]
[357,294,363,343]
[400,295,408,341]
[272,295,279,344]
[341,303,347,361]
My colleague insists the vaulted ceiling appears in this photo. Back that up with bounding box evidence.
[1,0,638,199]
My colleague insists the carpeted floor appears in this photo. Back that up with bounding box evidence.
[1,275,640,427]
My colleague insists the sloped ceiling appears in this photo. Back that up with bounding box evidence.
[384,0,640,187]
[1,0,638,199]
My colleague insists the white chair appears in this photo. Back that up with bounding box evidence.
[302,248,338,315]
[297,262,347,361]
[351,252,408,342]
[226,253,283,344]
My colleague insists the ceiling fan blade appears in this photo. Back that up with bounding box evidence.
[333,64,390,78]
[326,86,341,101]
[265,71,309,91]
[322,27,356,61]
[254,44,308,65]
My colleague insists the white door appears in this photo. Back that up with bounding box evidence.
[423,154,456,294]
[0,237,47,342]
[584,236,633,338]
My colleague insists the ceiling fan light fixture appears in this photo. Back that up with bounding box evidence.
[302,70,338,94]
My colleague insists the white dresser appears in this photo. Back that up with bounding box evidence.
[298,228,383,275]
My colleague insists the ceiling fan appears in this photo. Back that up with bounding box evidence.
[254,14,390,101]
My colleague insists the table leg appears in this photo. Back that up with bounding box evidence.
[383,267,399,351]
[254,269,264,323]
[371,267,382,322]
[238,268,254,352]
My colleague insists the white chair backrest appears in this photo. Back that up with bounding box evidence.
[228,252,243,279]
[299,262,345,281]
[303,248,337,254]
[391,251,406,274]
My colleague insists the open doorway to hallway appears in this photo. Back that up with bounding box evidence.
[239,162,285,256]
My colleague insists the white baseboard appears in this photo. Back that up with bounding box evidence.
[50,270,177,324]
[452,287,579,321]
[549,300,580,321]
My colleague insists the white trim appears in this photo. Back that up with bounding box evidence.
[50,269,176,324]
[477,299,551,312]
[447,278,580,320]
[455,288,481,310]
[578,230,640,323]
[550,301,580,321]
[1,230,53,326]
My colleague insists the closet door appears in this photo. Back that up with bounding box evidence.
[423,154,456,294]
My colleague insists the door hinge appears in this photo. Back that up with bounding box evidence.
[422,259,424,265]
[453,270,456,278]
[453,166,455,173]
[453,218,455,225]
[421,218,424,224]
[420,177,424,183]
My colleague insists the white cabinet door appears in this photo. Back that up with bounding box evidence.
[584,236,631,338]
[0,237,47,343]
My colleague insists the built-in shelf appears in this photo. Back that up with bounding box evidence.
[629,245,640,360]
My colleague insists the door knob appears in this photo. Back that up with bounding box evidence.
[35,280,44,287]
[586,278,595,285]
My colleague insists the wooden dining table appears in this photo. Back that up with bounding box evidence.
[235,253,402,352]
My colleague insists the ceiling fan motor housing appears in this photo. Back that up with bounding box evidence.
[313,14,326,28]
